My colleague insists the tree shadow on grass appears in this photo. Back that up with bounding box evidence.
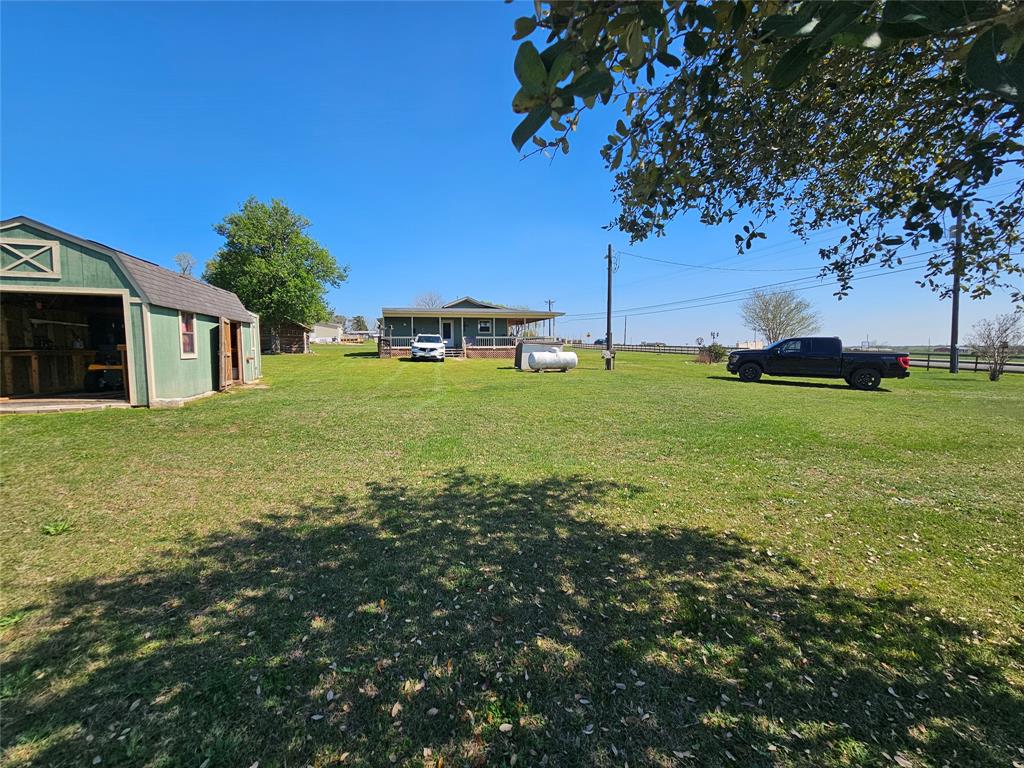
[2,472,1020,766]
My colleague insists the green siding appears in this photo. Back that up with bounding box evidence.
[381,315,509,346]
[241,322,261,382]
[383,317,414,338]
[130,303,150,406]
[149,306,220,399]
[0,223,138,294]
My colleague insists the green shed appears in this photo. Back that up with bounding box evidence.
[1,216,261,409]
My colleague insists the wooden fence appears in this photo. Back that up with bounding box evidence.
[566,343,1024,374]
[908,354,1024,374]
[568,342,709,355]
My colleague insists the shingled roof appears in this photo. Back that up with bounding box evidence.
[115,251,252,322]
[1,216,253,322]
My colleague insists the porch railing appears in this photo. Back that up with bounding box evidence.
[465,335,553,348]
[382,336,414,347]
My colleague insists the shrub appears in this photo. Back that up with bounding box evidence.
[696,343,728,364]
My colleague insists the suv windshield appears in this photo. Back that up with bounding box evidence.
[416,335,442,344]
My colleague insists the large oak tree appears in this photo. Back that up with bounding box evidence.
[204,198,347,352]
[509,1,1024,302]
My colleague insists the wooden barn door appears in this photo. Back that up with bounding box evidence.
[219,318,233,389]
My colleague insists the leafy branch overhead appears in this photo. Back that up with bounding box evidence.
[510,1,1024,301]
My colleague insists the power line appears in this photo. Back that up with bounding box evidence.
[559,263,928,324]
[566,241,1005,320]
[563,258,934,320]
[560,249,1023,324]
[617,250,824,273]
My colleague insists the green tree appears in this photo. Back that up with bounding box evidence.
[204,198,347,352]
[332,314,348,331]
[509,1,1023,302]
[350,315,369,331]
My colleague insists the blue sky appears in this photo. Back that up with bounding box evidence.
[2,1,1018,345]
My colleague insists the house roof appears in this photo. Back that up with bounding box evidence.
[442,296,506,309]
[1,216,253,322]
[383,295,562,320]
[381,307,563,320]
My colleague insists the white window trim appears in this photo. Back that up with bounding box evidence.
[179,310,198,359]
[478,319,492,334]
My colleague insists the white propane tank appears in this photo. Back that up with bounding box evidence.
[527,350,578,372]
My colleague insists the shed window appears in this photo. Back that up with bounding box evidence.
[478,319,492,334]
[180,311,197,358]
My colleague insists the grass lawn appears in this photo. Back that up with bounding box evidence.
[2,344,1022,767]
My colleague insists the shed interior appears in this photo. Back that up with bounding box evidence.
[0,292,128,400]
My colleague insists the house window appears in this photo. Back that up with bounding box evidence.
[180,311,197,358]
[478,319,492,334]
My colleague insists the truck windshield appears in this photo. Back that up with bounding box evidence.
[417,335,442,343]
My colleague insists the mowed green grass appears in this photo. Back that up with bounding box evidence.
[2,345,1022,768]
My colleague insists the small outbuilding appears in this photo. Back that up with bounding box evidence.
[1,216,261,409]
[261,319,310,354]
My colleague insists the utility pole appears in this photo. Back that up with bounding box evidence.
[950,206,964,373]
[623,315,628,346]
[605,244,614,370]
[545,299,555,338]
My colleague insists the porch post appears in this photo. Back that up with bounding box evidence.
[410,316,413,340]
[461,317,464,349]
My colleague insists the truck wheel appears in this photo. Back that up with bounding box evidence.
[850,368,881,390]
[738,363,762,382]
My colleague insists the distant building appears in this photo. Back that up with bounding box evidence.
[260,319,310,354]
[734,340,764,350]
[379,296,561,358]
[310,322,345,343]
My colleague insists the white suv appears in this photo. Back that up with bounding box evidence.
[411,334,445,361]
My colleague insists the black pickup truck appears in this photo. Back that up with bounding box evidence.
[726,337,910,390]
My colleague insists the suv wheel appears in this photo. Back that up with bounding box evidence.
[738,363,762,382]
[850,368,881,390]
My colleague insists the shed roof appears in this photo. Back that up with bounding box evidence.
[1,216,253,322]
[115,251,252,322]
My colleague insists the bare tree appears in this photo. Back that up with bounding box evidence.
[414,291,445,308]
[174,252,196,277]
[740,290,821,344]
[968,312,1024,381]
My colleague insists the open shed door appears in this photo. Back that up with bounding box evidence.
[219,317,232,390]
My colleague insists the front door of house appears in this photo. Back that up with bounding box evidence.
[442,321,453,346]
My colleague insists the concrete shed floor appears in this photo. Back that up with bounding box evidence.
[0,393,131,415]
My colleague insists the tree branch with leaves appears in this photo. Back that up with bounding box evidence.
[510,1,1024,302]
